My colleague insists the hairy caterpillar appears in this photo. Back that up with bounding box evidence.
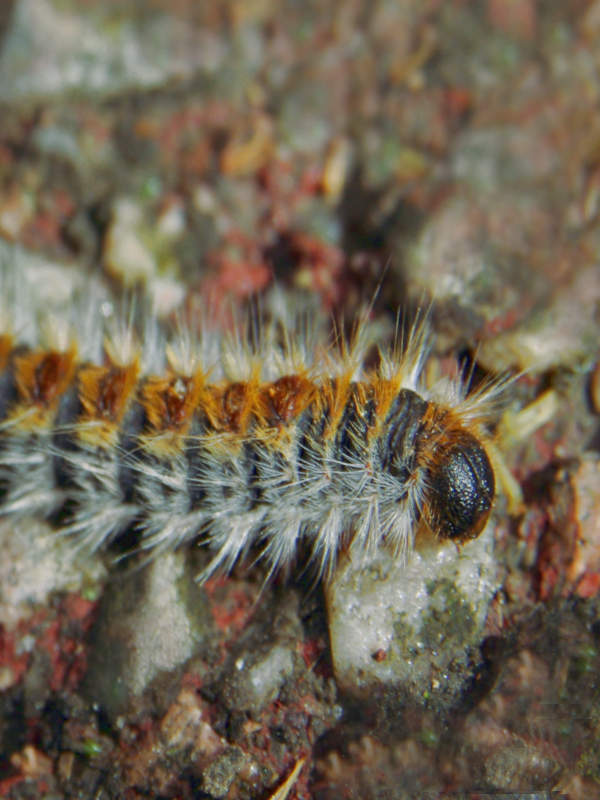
[0,265,498,583]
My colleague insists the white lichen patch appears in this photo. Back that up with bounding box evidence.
[0,516,106,629]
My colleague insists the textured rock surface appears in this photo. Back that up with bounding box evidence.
[326,526,499,706]
[219,592,301,717]
[82,551,211,721]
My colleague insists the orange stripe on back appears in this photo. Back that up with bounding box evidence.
[78,360,140,446]
[11,348,78,430]
[0,334,14,372]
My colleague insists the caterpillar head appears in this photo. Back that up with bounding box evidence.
[381,387,495,543]
[422,430,495,542]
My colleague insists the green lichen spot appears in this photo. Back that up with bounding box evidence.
[420,579,476,649]
[392,616,419,656]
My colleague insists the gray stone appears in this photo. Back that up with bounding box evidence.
[482,739,560,791]
[200,746,253,799]
[451,126,560,189]
[326,525,499,706]
[477,263,600,373]
[219,592,300,716]
[225,644,294,716]
[404,192,546,344]
[0,0,225,102]
[82,551,211,721]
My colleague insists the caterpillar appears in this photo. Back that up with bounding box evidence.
[0,264,498,583]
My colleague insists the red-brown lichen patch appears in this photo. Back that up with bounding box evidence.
[0,625,30,689]
[529,468,578,601]
[62,592,97,629]
[201,236,273,306]
[36,601,92,693]
[300,637,327,670]
[288,232,346,310]
[204,575,259,637]
[566,458,600,598]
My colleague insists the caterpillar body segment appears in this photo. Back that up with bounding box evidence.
[0,273,498,582]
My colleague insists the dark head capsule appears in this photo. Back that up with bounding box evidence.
[379,388,495,542]
[423,432,495,541]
